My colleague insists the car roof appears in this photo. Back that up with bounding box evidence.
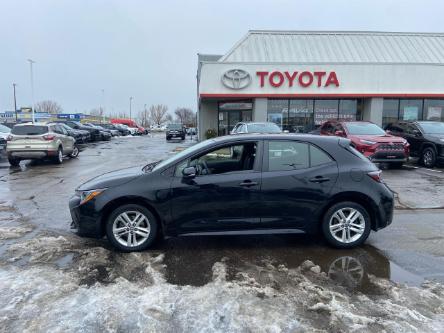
[212,133,341,144]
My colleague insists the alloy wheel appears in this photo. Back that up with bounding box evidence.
[112,211,151,247]
[423,150,433,167]
[71,146,79,157]
[328,208,365,244]
[58,149,63,163]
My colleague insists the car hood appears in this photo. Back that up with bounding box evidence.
[0,132,10,139]
[77,166,143,191]
[350,134,405,143]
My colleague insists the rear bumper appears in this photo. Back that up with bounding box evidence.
[7,149,58,159]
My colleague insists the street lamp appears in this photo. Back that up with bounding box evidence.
[129,97,133,120]
[12,83,18,122]
[27,59,36,123]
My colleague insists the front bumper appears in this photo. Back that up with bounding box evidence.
[69,195,103,237]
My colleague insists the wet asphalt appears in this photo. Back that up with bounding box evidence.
[1,132,444,293]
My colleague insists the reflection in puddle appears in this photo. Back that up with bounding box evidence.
[159,233,418,293]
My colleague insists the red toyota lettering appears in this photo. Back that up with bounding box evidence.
[284,71,298,87]
[298,71,314,87]
[325,72,340,87]
[269,71,285,87]
[313,71,326,87]
[256,71,269,87]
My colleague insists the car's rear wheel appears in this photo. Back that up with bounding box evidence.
[53,147,63,164]
[322,202,371,249]
[106,204,158,252]
[69,145,79,158]
[421,147,436,168]
[8,157,20,167]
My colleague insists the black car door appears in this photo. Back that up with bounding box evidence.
[169,140,263,234]
[260,139,338,228]
[404,123,423,156]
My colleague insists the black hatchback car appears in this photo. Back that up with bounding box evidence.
[166,123,186,141]
[385,121,444,168]
[69,134,394,252]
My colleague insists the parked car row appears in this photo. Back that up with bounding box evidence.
[3,120,149,166]
[229,120,444,168]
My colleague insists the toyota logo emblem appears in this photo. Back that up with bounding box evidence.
[221,69,251,90]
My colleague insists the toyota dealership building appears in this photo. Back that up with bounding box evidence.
[197,30,444,140]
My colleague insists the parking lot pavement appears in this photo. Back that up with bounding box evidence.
[381,163,444,209]
[1,134,444,331]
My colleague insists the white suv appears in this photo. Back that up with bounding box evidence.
[6,123,79,166]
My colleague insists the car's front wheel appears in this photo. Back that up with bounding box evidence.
[421,147,436,168]
[106,204,158,252]
[69,145,79,158]
[322,202,371,249]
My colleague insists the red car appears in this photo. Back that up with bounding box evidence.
[319,121,409,167]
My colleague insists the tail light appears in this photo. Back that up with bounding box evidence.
[43,134,56,141]
[367,170,382,183]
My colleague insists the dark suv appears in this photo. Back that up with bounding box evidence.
[166,123,185,141]
[385,121,444,168]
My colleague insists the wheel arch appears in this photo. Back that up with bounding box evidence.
[315,192,379,232]
[420,142,437,153]
[99,196,164,238]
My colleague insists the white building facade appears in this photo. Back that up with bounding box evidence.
[197,30,444,140]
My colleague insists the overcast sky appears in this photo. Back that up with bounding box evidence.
[1,0,443,116]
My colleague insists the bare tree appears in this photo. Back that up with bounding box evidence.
[174,107,196,126]
[149,104,169,126]
[138,106,150,127]
[35,100,63,114]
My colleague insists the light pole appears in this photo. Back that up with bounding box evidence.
[129,97,133,120]
[13,83,18,122]
[101,89,105,122]
[27,59,36,123]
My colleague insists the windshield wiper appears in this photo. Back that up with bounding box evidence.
[142,160,162,173]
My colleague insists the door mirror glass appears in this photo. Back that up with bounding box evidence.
[182,166,196,178]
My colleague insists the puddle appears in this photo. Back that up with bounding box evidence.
[54,252,75,269]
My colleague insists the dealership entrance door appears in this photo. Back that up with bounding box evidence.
[218,101,253,136]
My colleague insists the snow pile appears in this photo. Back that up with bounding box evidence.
[1,236,444,332]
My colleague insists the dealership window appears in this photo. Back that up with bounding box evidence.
[382,99,399,128]
[339,99,360,121]
[289,100,314,133]
[218,101,252,136]
[314,100,339,126]
[267,99,289,130]
[399,99,423,122]
[423,99,444,121]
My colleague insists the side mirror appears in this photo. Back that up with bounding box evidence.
[413,129,421,137]
[182,166,196,178]
[335,130,345,137]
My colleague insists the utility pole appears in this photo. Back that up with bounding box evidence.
[129,96,133,121]
[101,89,105,122]
[13,83,18,122]
[27,59,36,123]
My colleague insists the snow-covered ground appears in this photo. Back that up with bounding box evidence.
[1,225,444,332]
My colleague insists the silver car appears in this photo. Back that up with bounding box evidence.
[6,123,79,166]
[230,122,282,135]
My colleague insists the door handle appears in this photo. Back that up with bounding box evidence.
[239,180,259,187]
[309,176,330,183]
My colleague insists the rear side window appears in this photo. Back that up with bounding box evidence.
[310,145,333,166]
[268,141,309,171]
[12,125,48,135]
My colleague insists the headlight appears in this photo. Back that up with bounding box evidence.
[360,139,376,145]
[76,189,106,205]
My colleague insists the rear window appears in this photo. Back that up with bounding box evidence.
[12,125,48,135]
[168,124,182,130]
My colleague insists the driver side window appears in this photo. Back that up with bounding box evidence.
[175,142,257,177]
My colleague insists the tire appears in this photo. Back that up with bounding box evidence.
[8,157,20,167]
[106,204,158,252]
[53,147,63,164]
[321,202,371,249]
[69,145,79,158]
[420,147,436,168]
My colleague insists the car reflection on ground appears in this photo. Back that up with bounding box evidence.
[159,233,390,293]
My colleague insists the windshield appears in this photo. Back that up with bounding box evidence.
[12,125,48,135]
[0,124,10,133]
[168,124,182,130]
[346,123,385,135]
[151,139,214,172]
[247,123,281,133]
[417,122,444,134]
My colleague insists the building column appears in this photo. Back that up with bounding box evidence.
[362,98,383,126]
[253,98,267,122]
